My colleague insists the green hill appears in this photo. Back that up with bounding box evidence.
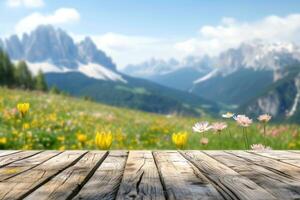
[0,87,298,150]
[45,72,220,116]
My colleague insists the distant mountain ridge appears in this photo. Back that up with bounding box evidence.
[191,41,300,106]
[240,65,300,121]
[122,56,213,91]
[124,41,300,108]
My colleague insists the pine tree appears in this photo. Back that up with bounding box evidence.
[14,61,34,89]
[34,70,48,91]
[50,85,60,94]
[0,49,15,86]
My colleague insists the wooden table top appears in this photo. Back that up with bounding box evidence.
[0,150,300,199]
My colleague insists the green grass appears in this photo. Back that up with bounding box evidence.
[0,87,299,150]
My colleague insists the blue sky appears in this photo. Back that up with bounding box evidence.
[1,0,300,68]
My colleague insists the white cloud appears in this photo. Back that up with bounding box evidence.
[89,33,182,68]
[15,8,80,33]
[175,14,300,56]
[7,0,44,8]
[80,14,300,68]
[13,13,300,69]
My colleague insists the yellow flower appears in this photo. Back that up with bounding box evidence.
[57,136,65,142]
[0,137,7,145]
[22,123,30,130]
[172,131,188,149]
[59,146,65,151]
[95,131,113,150]
[76,133,87,143]
[17,103,30,117]
[288,142,296,149]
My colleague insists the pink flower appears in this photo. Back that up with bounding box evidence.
[200,137,209,145]
[211,122,227,132]
[258,114,272,123]
[234,115,252,127]
[251,144,272,151]
[193,122,211,133]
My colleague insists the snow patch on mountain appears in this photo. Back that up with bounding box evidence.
[193,69,218,84]
[192,41,300,87]
[78,63,126,83]
[287,75,300,117]
[25,62,71,75]
[23,61,126,83]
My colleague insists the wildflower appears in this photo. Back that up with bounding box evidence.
[0,137,7,145]
[200,137,209,145]
[172,131,188,149]
[258,114,272,123]
[57,136,65,142]
[222,112,234,119]
[234,115,252,127]
[193,122,211,133]
[59,146,65,151]
[76,133,87,144]
[22,123,30,130]
[234,115,252,149]
[211,122,227,132]
[17,103,30,117]
[258,114,272,146]
[251,144,272,151]
[95,131,113,150]
[288,142,296,149]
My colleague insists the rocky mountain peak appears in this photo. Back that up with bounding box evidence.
[1,25,116,71]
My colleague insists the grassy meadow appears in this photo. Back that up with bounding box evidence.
[0,87,299,150]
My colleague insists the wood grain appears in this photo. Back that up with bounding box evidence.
[0,150,299,200]
[182,151,276,200]
[228,150,300,180]
[250,150,300,167]
[0,151,86,200]
[116,151,165,200]
[0,151,20,158]
[153,151,223,200]
[206,150,300,199]
[0,151,41,168]
[0,151,60,181]
[73,151,128,200]
[25,151,107,200]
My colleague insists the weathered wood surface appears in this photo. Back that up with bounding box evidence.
[206,151,300,199]
[0,151,300,200]
[116,151,165,200]
[73,151,128,200]
[182,151,276,200]
[153,151,222,200]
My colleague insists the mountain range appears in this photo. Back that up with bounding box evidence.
[0,25,218,116]
[123,40,300,121]
[2,25,300,121]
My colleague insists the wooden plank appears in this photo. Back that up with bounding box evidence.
[182,151,276,200]
[228,151,300,180]
[116,151,165,200]
[250,150,300,167]
[153,151,223,200]
[0,151,41,168]
[206,151,300,199]
[73,151,128,200]
[0,151,86,200]
[25,151,107,200]
[0,151,20,158]
[0,151,60,181]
